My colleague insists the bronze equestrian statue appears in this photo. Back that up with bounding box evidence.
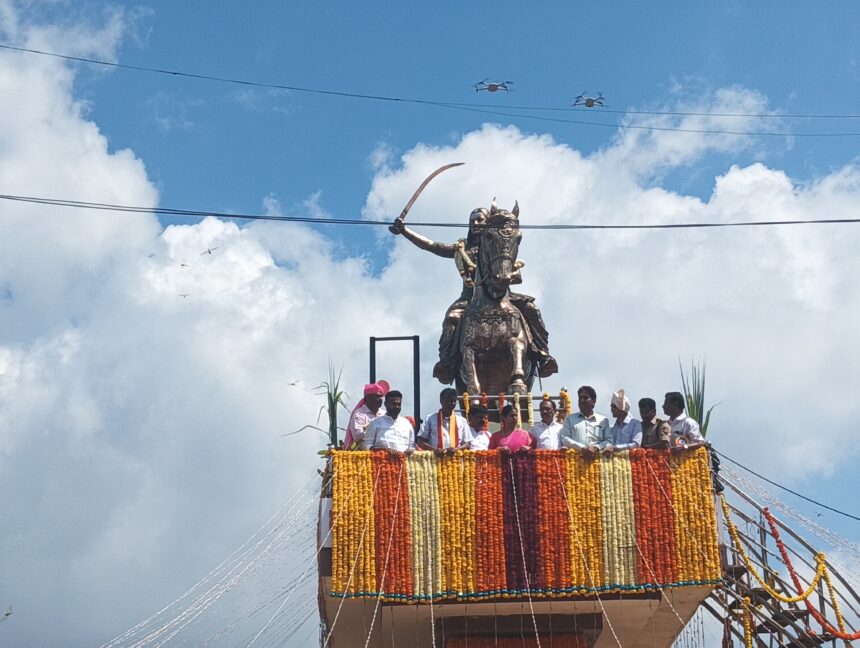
[390,199,557,394]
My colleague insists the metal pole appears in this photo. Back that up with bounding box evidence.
[369,337,377,383]
[412,335,421,426]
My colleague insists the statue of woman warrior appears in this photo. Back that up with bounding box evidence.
[390,205,558,385]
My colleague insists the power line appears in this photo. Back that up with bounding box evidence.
[2,43,860,138]
[3,192,860,230]
[436,102,859,137]
[715,449,860,522]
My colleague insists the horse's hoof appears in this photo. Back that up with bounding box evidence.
[538,356,559,378]
[509,379,527,394]
[432,362,456,384]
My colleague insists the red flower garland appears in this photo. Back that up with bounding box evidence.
[763,507,860,641]
[536,453,571,588]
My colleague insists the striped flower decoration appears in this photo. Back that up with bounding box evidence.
[330,447,721,602]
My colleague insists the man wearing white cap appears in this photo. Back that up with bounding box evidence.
[604,389,642,456]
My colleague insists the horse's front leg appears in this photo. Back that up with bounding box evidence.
[508,326,528,394]
[461,344,481,394]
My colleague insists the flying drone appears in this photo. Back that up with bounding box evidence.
[474,79,513,93]
[572,92,606,108]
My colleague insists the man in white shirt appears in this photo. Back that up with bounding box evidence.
[344,382,386,449]
[417,388,470,453]
[604,388,642,455]
[560,385,609,456]
[465,404,492,450]
[363,390,415,453]
[531,399,562,450]
[662,392,705,444]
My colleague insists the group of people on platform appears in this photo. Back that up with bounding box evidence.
[344,382,705,455]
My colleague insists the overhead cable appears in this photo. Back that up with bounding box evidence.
[2,43,859,138]
[3,192,860,230]
[715,450,860,522]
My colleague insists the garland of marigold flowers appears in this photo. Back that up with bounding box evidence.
[526,392,534,426]
[536,453,571,589]
[630,449,678,584]
[501,453,525,591]
[330,452,377,595]
[424,453,443,598]
[564,451,604,590]
[372,452,414,599]
[719,494,826,604]
[668,449,722,581]
[760,505,860,640]
[474,451,507,594]
[513,452,543,590]
[599,453,636,586]
[437,451,467,596]
[331,449,721,602]
[558,388,572,422]
[459,451,477,595]
[406,452,428,599]
[742,596,753,648]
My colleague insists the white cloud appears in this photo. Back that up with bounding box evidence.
[1,5,860,647]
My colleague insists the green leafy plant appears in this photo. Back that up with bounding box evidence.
[679,359,719,437]
[287,364,351,447]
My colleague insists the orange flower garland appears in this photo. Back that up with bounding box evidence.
[370,452,412,596]
[474,450,507,594]
[329,448,720,602]
[629,449,678,584]
[535,453,571,589]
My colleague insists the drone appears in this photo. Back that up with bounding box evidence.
[200,247,219,256]
[474,79,513,93]
[572,92,606,108]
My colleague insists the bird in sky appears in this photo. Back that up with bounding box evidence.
[178,293,190,299]
[1,606,12,622]
[200,247,219,256]
[179,263,190,268]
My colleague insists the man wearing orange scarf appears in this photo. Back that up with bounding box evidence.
[417,387,469,453]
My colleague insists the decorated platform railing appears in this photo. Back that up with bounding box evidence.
[328,447,721,602]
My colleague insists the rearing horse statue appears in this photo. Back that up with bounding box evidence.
[458,203,536,395]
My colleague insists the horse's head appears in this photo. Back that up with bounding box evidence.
[478,201,521,296]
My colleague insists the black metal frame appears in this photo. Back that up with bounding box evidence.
[369,335,421,426]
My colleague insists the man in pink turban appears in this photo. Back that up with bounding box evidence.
[343,380,389,449]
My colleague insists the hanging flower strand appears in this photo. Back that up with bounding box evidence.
[526,392,534,426]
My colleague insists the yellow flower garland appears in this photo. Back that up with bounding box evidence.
[720,493,826,603]
[669,450,721,581]
[565,452,604,589]
[330,448,721,602]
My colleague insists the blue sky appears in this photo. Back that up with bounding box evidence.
[1,1,859,645]
[78,1,859,252]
